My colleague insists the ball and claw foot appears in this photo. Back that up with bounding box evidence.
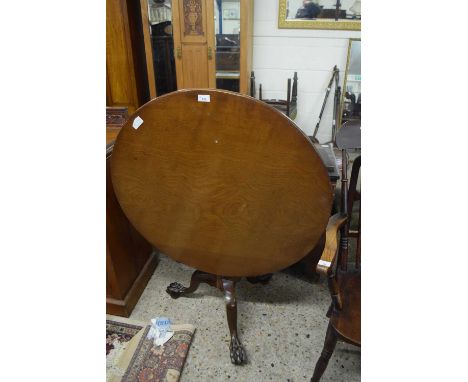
[229,336,247,365]
[166,282,187,299]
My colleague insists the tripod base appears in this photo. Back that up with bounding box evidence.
[166,270,273,365]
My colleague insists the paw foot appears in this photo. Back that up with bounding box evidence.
[166,282,187,299]
[229,337,247,365]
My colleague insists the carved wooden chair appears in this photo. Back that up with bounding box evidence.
[310,213,361,381]
[335,120,361,270]
[347,155,361,268]
[310,134,361,381]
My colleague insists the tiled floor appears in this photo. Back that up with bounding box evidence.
[130,254,360,381]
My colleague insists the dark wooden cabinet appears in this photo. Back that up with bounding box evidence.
[106,143,159,317]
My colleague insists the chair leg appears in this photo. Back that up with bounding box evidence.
[311,323,338,382]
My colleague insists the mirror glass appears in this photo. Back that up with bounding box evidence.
[147,0,177,95]
[214,0,241,92]
[341,39,361,124]
[286,0,361,21]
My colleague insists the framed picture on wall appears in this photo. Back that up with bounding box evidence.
[278,0,361,30]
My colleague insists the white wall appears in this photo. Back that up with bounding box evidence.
[252,0,360,142]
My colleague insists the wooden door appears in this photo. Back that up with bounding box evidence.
[106,0,139,113]
[172,0,216,89]
[239,0,254,95]
[106,0,149,113]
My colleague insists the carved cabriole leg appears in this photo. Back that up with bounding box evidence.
[167,271,248,365]
[311,323,338,382]
[166,270,216,299]
[221,278,247,365]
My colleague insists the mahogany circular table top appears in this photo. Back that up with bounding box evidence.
[111,90,332,277]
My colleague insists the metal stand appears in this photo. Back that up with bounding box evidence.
[312,66,341,144]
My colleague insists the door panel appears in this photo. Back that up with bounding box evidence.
[179,0,207,42]
[182,45,210,87]
[172,0,215,89]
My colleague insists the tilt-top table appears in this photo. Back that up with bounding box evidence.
[111,89,333,364]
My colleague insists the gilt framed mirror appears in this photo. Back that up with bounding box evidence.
[340,38,361,126]
[278,0,361,30]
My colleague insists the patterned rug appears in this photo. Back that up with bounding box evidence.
[106,316,195,382]
[107,320,144,356]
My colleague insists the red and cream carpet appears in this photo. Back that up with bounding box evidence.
[106,315,195,382]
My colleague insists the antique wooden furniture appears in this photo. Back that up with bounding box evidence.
[348,155,361,268]
[310,137,360,381]
[251,71,298,120]
[107,107,129,144]
[111,89,333,364]
[335,119,361,270]
[106,0,150,113]
[311,253,361,380]
[171,0,217,89]
[144,0,254,93]
[106,110,159,317]
[294,142,340,280]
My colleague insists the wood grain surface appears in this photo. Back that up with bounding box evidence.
[111,89,332,276]
[316,213,347,275]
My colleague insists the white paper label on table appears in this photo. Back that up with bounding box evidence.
[133,116,144,129]
[198,94,210,102]
[318,260,331,267]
